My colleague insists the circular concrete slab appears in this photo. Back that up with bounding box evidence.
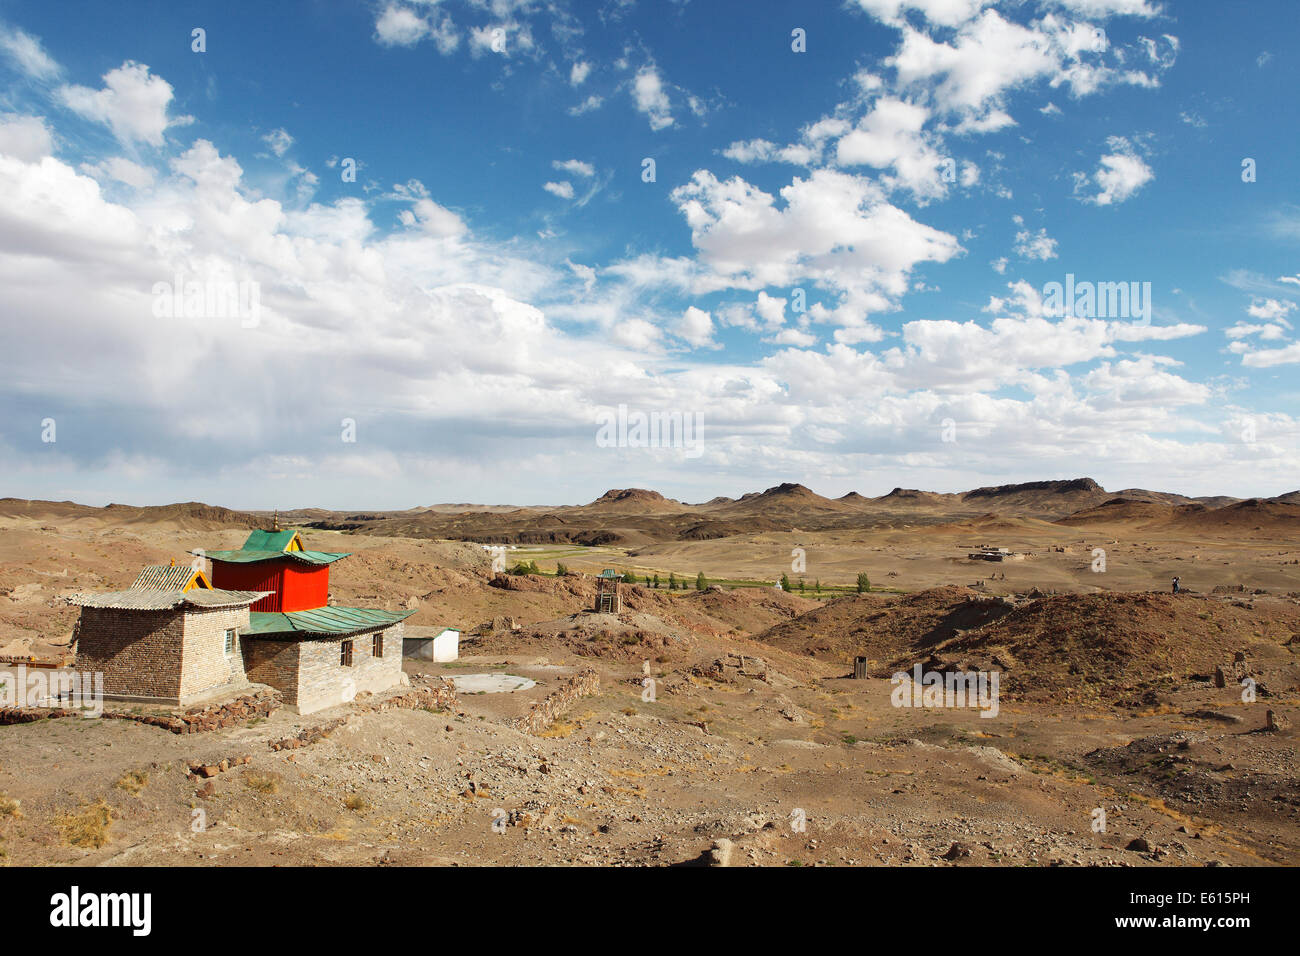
[448,673,537,694]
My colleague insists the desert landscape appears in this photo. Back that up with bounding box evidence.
[1,477,1297,868]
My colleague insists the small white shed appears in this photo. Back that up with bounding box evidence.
[431,627,459,662]
[403,626,460,662]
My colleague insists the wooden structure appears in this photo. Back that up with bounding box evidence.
[853,655,869,679]
[594,569,622,614]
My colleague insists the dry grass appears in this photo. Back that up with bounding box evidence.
[0,793,23,820]
[244,771,280,795]
[538,721,576,738]
[115,769,149,796]
[343,794,370,812]
[54,800,114,849]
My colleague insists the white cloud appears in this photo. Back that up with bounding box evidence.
[670,169,961,325]
[722,138,818,166]
[553,158,594,177]
[569,60,591,85]
[676,306,718,348]
[0,113,53,161]
[543,180,575,199]
[80,155,156,189]
[610,317,660,350]
[1013,223,1058,260]
[851,0,989,28]
[1240,343,1300,368]
[374,4,430,46]
[1247,297,1295,322]
[0,25,59,79]
[568,94,603,116]
[1076,135,1153,205]
[835,97,951,201]
[262,128,293,157]
[632,66,673,130]
[58,61,192,147]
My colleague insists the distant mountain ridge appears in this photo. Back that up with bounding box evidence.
[3,478,1293,546]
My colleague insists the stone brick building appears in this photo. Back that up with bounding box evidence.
[70,586,265,706]
[71,529,413,714]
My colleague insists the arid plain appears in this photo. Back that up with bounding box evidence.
[0,478,1297,866]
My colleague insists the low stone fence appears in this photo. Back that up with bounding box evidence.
[510,667,600,735]
[0,689,281,734]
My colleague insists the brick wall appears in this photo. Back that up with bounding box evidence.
[74,605,252,705]
[178,607,250,702]
[75,607,186,700]
[253,623,406,716]
[242,639,301,707]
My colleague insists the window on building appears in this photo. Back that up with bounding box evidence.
[341,640,353,667]
[224,629,236,656]
[373,632,384,658]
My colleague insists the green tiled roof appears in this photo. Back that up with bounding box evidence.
[243,529,301,551]
[246,606,415,638]
[201,549,350,566]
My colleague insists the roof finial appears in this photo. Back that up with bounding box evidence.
[169,558,175,567]
[272,509,280,532]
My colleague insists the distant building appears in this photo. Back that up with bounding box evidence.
[402,626,460,663]
[594,569,622,613]
[71,528,413,714]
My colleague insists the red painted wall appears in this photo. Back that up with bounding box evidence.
[280,563,330,611]
[211,560,284,612]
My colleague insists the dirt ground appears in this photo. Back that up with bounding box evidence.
[0,504,1296,867]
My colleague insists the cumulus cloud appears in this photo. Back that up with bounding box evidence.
[553,158,594,177]
[1013,221,1058,260]
[0,113,53,161]
[632,65,673,130]
[669,169,961,327]
[543,180,575,199]
[373,4,459,53]
[1075,136,1153,205]
[58,61,192,147]
[676,306,718,348]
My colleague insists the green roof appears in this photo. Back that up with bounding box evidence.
[246,606,414,638]
[243,529,301,552]
[201,549,350,566]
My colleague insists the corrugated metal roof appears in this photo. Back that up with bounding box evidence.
[246,606,415,638]
[130,564,207,591]
[201,549,350,566]
[68,588,269,610]
[243,529,301,552]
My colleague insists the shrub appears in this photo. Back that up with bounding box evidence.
[55,800,114,849]
[115,769,149,796]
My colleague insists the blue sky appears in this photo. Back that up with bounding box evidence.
[0,0,1297,508]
